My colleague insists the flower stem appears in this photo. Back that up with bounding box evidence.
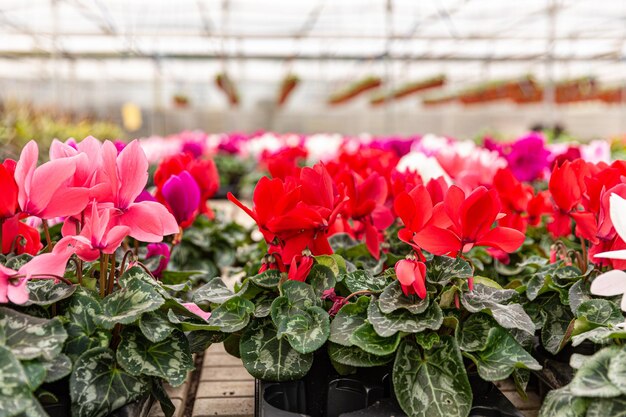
[580,238,588,272]
[100,253,109,298]
[106,254,116,296]
[42,220,52,252]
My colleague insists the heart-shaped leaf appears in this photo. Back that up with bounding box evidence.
[240,319,313,381]
[342,270,389,293]
[276,306,329,354]
[576,299,623,327]
[368,298,443,338]
[393,337,472,417]
[328,342,394,367]
[350,322,401,356]
[378,281,429,314]
[117,328,194,387]
[426,256,473,286]
[250,270,282,289]
[307,264,336,299]
[329,296,370,346]
[208,296,255,333]
[0,346,32,417]
[70,347,149,417]
[139,311,177,343]
[538,386,590,417]
[24,280,76,306]
[570,346,621,398]
[64,287,109,361]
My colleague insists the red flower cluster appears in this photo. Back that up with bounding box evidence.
[547,159,626,269]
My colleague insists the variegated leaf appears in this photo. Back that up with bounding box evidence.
[207,296,255,333]
[608,347,626,395]
[538,386,590,417]
[393,337,472,417]
[240,319,313,381]
[276,306,329,354]
[24,280,76,306]
[461,284,535,334]
[307,264,336,299]
[350,322,401,356]
[0,346,32,417]
[426,256,473,286]
[327,342,394,367]
[378,281,429,314]
[43,353,72,383]
[250,270,282,289]
[94,267,165,329]
[329,296,370,346]
[586,397,626,417]
[0,307,66,361]
[342,270,388,293]
[139,311,177,343]
[64,287,110,361]
[193,277,237,304]
[117,328,194,387]
[570,346,621,397]
[70,347,149,417]
[280,280,317,307]
[576,299,623,327]
[368,298,442,338]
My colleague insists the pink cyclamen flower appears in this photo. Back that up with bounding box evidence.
[161,171,201,226]
[145,243,171,278]
[182,302,211,321]
[0,236,78,304]
[97,140,178,242]
[15,141,90,219]
[395,259,427,299]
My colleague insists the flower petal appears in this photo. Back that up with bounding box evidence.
[590,270,626,297]
[610,193,626,244]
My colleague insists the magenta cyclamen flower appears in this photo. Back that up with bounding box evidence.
[145,243,171,278]
[505,133,550,182]
[161,171,201,226]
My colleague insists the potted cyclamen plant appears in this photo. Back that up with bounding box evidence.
[0,137,219,417]
[193,161,542,417]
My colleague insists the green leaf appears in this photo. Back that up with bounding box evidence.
[569,279,592,314]
[4,254,32,270]
[461,284,535,334]
[570,346,621,398]
[193,277,238,304]
[207,296,254,333]
[576,299,624,327]
[0,307,67,361]
[538,386,590,417]
[276,306,329,354]
[342,270,388,293]
[315,254,346,276]
[327,342,394,367]
[150,379,176,417]
[378,281,429,314]
[139,311,177,343]
[350,322,401,356]
[368,298,443,338]
[541,300,575,354]
[393,337,472,417]
[23,280,76,306]
[0,346,32,417]
[43,353,72,383]
[250,270,282,289]
[21,361,45,391]
[187,331,225,354]
[586,397,626,417]
[329,296,370,346]
[307,264,336,299]
[426,256,473,285]
[608,347,626,395]
[117,328,194,387]
[254,299,272,318]
[415,332,440,351]
[280,280,318,306]
[94,267,165,329]
[70,347,149,417]
[459,314,541,381]
[239,319,313,381]
[64,287,109,361]
[571,327,626,347]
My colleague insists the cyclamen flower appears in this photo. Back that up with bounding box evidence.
[395,259,427,299]
[0,160,18,219]
[505,133,550,182]
[161,171,201,227]
[145,243,171,278]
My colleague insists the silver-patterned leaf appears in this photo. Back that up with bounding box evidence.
[4,254,33,270]
[0,346,32,417]
[139,311,177,343]
[570,346,621,398]
[538,386,590,417]
[276,306,330,354]
[64,287,109,361]
[608,347,626,395]
[327,342,394,367]
[460,315,541,381]
[249,270,282,289]
[378,281,429,314]
[70,347,149,417]
[461,284,535,334]
[585,397,626,417]
[576,299,623,327]
[23,280,76,306]
[426,256,473,286]
[571,327,626,347]
[342,270,388,293]
[568,279,592,314]
[368,298,443,338]
[280,281,318,307]
[314,254,346,276]
[0,307,67,361]
[307,264,336,299]
[193,277,237,304]
[21,360,45,391]
[541,302,575,354]
[393,337,472,417]
[117,328,194,387]
[43,353,72,383]
[350,322,401,356]
[94,267,165,329]
[208,296,255,333]
[329,296,370,346]
[239,319,313,381]
[254,299,272,318]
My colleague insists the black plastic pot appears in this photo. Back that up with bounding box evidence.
[255,353,524,417]
[41,377,154,417]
